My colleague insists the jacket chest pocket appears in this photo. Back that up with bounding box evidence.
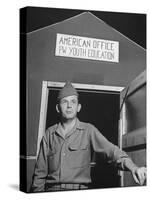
[47,148,58,173]
[67,142,90,169]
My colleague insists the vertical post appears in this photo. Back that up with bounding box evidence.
[118,117,123,187]
[36,81,49,158]
[118,103,127,187]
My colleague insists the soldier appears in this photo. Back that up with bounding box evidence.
[31,81,146,192]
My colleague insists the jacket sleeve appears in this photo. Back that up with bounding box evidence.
[31,135,48,192]
[89,124,137,171]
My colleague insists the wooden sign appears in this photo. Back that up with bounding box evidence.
[55,33,119,63]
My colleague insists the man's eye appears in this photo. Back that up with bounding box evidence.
[61,100,67,104]
[72,100,77,104]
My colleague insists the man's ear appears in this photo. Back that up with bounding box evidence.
[77,103,81,113]
[56,104,60,113]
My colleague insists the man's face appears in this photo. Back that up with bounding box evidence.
[57,95,81,120]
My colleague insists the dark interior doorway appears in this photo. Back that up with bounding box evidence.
[46,88,120,188]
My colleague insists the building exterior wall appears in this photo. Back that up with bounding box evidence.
[21,11,146,191]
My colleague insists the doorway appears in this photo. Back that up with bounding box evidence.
[43,82,123,188]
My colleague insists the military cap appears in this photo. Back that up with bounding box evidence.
[57,81,78,101]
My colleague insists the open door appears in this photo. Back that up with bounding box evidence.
[119,70,146,186]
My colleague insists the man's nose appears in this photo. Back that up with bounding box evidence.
[67,101,72,108]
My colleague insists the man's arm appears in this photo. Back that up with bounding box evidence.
[31,136,48,192]
[89,124,146,185]
[123,158,146,185]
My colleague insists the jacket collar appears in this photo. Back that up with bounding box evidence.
[54,118,85,138]
[76,118,85,130]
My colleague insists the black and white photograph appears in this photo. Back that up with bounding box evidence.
[1,0,150,200]
[19,6,147,193]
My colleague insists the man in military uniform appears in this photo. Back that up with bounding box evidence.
[31,82,146,192]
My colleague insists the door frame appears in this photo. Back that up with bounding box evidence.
[37,81,125,184]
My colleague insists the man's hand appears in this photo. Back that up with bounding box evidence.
[131,167,146,185]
